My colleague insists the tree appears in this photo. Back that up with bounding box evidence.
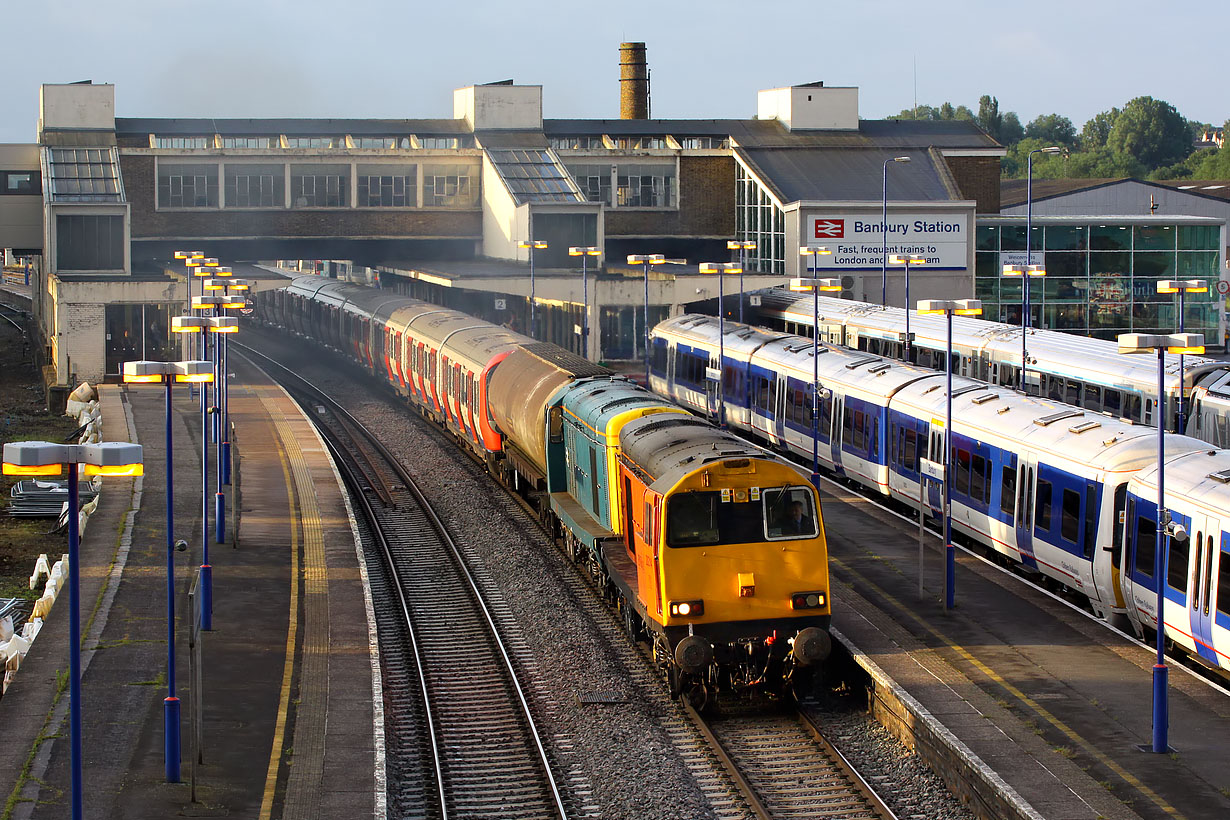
[891,102,974,121]
[1024,113,1077,147]
[977,95,1002,140]
[1106,96,1192,169]
[1000,111,1025,145]
[1081,108,1120,150]
[1062,146,1146,178]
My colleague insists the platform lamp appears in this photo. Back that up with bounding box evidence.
[517,239,548,338]
[889,254,926,362]
[789,267,841,491]
[3,441,143,820]
[174,250,204,311]
[917,298,982,611]
[1118,331,1204,754]
[627,253,667,385]
[193,298,240,546]
[1158,280,1208,433]
[122,359,213,783]
[204,278,250,485]
[1001,263,1046,392]
[190,261,221,361]
[568,247,601,360]
[881,156,911,307]
[172,314,237,630]
[727,239,757,322]
[699,262,743,428]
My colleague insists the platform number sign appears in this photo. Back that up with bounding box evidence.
[495,298,507,311]
[239,298,255,316]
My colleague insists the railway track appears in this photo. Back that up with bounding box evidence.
[235,344,568,820]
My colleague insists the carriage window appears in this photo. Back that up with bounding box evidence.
[1193,540,1204,609]
[904,429,918,472]
[1035,479,1053,532]
[764,487,819,539]
[1217,540,1230,617]
[1047,376,1063,401]
[1104,389,1121,417]
[1000,465,1016,519]
[970,454,986,503]
[1066,380,1081,405]
[1083,384,1102,412]
[1060,489,1080,543]
[1125,394,1142,423]
[1168,529,1191,593]
[1083,484,1097,558]
[1135,515,1155,577]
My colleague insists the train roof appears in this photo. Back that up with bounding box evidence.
[1131,448,1230,514]
[561,378,675,437]
[619,413,787,493]
[757,335,938,402]
[654,314,790,359]
[759,287,1210,391]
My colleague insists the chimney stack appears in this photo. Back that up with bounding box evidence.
[619,42,649,120]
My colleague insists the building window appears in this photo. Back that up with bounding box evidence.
[291,164,348,207]
[157,163,219,208]
[357,164,417,207]
[225,163,283,208]
[736,162,785,274]
[613,136,668,150]
[1,171,40,194]
[56,214,124,271]
[354,137,410,149]
[418,136,462,150]
[422,164,478,207]
[221,137,276,149]
[676,136,727,149]
[564,162,675,208]
[285,137,340,149]
[154,136,210,149]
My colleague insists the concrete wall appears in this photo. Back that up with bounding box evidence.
[39,84,115,135]
[454,85,543,131]
[480,155,521,261]
[757,86,859,131]
[0,144,43,249]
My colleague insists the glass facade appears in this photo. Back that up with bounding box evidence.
[975,219,1222,342]
[735,162,785,274]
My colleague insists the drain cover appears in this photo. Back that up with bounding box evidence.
[577,691,627,705]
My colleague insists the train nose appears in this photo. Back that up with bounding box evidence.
[791,627,832,666]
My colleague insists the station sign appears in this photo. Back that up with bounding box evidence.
[920,458,946,482]
[807,212,969,270]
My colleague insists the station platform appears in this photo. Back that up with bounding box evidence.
[0,360,382,818]
[821,476,1230,820]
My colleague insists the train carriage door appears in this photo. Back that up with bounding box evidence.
[924,418,944,518]
[1095,484,1130,616]
[773,372,787,443]
[830,392,845,476]
[705,350,720,422]
[1015,453,1038,569]
[1189,524,1220,665]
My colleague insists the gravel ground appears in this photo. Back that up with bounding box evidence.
[250,328,977,820]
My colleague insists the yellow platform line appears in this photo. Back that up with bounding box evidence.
[259,392,301,820]
[833,555,1186,820]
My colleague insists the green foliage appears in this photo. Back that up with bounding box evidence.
[1106,96,1191,168]
[1081,108,1120,150]
[1025,113,1077,147]
[891,102,975,121]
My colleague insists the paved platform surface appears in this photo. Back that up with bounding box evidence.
[0,362,381,818]
[821,474,1230,820]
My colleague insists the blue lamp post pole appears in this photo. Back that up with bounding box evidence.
[918,299,983,610]
[569,247,601,360]
[3,441,144,820]
[700,262,743,428]
[881,156,911,307]
[1158,280,1208,433]
[518,240,548,338]
[794,246,835,491]
[727,239,757,323]
[1119,330,1204,753]
[1001,264,1047,392]
[123,359,213,782]
[890,254,926,362]
[627,254,666,386]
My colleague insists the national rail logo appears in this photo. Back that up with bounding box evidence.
[814,219,844,239]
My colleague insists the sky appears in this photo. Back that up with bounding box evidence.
[2,0,1225,143]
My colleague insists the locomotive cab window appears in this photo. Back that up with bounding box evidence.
[764,487,818,539]
[666,491,761,547]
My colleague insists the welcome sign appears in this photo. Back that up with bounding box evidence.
[806,214,969,270]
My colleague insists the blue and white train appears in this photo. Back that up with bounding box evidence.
[650,313,1230,672]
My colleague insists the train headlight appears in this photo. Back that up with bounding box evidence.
[669,600,704,617]
[791,592,826,610]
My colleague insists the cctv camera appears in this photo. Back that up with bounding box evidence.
[175,539,189,552]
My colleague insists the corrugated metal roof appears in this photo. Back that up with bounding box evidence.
[736,147,956,204]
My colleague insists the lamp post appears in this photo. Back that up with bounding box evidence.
[790,260,840,491]
[568,247,601,360]
[172,314,237,630]
[1001,263,1047,392]
[1158,280,1208,433]
[881,156,912,307]
[889,254,926,362]
[917,298,983,611]
[3,441,143,820]
[203,277,249,485]
[1117,331,1206,754]
[699,262,743,428]
[122,359,213,783]
[518,239,548,338]
[174,250,204,313]
[627,253,667,386]
[727,239,757,323]
[1026,146,1062,269]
